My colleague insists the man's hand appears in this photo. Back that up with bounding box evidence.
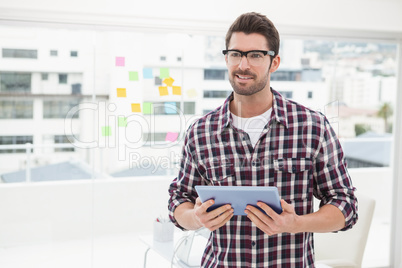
[245,199,300,235]
[194,197,234,231]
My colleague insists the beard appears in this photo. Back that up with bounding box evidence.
[228,69,270,96]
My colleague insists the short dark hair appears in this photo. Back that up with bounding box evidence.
[225,12,280,57]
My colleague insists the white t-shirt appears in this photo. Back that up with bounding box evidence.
[231,108,272,148]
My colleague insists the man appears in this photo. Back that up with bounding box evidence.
[168,12,358,267]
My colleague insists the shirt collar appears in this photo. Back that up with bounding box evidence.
[220,88,289,133]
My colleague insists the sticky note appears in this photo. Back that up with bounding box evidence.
[143,102,152,114]
[163,77,174,87]
[165,102,177,114]
[186,88,197,98]
[160,68,170,79]
[116,88,126,97]
[159,86,169,96]
[101,126,111,136]
[143,68,153,79]
[115,57,125,67]
[165,132,179,142]
[172,86,182,95]
[131,103,141,113]
[118,117,127,127]
[129,71,139,81]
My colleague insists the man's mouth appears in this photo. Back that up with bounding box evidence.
[236,75,252,80]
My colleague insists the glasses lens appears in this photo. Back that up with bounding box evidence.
[247,52,265,66]
[227,51,242,65]
[226,51,265,66]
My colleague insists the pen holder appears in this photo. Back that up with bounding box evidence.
[153,220,174,242]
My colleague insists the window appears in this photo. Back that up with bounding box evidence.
[0,136,33,153]
[41,73,48,80]
[307,91,313,99]
[160,56,166,61]
[142,132,169,142]
[183,102,195,115]
[204,69,227,80]
[2,48,37,59]
[204,90,231,98]
[54,135,75,152]
[0,72,31,93]
[153,102,180,115]
[271,70,301,81]
[149,102,195,115]
[43,100,80,119]
[0,100,33,119]
[50,50,58,56]
[70,51,78,57]
[58,74,68,84]
[278,91,293,99]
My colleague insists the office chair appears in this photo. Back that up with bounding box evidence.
[314,194,376,268]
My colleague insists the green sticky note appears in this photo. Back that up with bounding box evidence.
[160,68,170,79]
[129,71,139,81]
[118,117,127,127]
[143,102,152,114]
[101,126,111,136]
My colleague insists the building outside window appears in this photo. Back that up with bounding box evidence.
[58,74,68,84]
[54,135,75,152]
[43,99,80,119]
[50,50,58,56]
[2,48,37,59]
[0,100,33,119]
[0,72,31,93]
[0,136,33,153]
[204,69,227,80]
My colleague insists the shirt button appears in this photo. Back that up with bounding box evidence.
[252,241,256,247]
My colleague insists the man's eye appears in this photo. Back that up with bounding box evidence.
[249,53,263,59]
[230,52,241,57]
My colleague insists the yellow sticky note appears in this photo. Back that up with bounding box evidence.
[172,86,182,95]
[117,88,126,97]
[159,86,168,96]
[163,77,175,87]
[131,103,141,113]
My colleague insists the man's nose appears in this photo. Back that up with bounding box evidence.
[238,55,250,70]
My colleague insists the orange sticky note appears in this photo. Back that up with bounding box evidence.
[163,77,175,87]
[159,86,168,96]
[131,103,141,113]
[116,88,126,97]
[172,86,182,95]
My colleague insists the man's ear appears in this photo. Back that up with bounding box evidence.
[269,55,280,73]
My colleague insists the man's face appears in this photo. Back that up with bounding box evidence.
[225,32,279,96]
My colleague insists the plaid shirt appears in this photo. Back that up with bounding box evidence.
[168,89,358,268]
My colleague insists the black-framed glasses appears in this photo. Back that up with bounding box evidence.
[222,49,275,66]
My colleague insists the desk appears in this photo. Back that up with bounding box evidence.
[140,234,192,268]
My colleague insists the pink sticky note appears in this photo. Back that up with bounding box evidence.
[165,132,179,142]
[115,57,125,66]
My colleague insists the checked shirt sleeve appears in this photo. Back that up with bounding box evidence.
[168,126,205,230]
[313,115,358,231]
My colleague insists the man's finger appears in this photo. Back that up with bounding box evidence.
[257,202,279,221]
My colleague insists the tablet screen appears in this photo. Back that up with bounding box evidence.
[195,186,282,216]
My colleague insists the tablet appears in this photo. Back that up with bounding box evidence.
[195,186,282,216]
